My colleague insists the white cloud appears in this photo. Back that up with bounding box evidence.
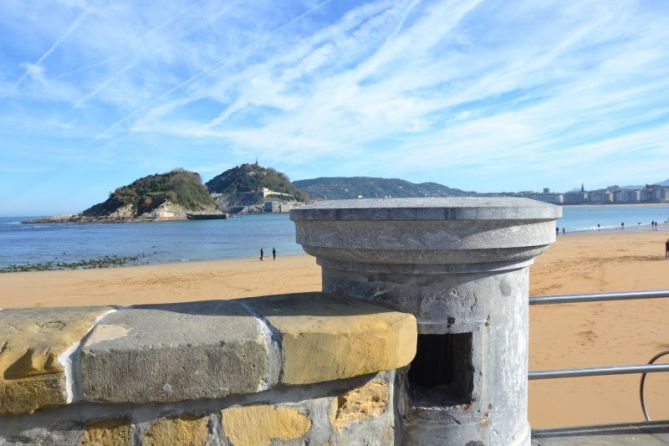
[2,0,669,191]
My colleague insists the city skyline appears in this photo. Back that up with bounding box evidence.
[2,0,669,215]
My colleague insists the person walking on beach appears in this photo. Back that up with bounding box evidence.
[621,222,625,230]
[260,248,264,261]
[665,239,669,259]
[272,247,276,261]
[556,227,559,236]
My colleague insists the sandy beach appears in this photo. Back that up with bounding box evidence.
[1,230,668,428]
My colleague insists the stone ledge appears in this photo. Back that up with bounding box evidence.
[0,306,114,415]
[250,294,416,385]
[0,294,416,415]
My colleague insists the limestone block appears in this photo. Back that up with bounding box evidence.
[0,306,112,415]
[250,293,416,384]
[79,418,132,446]
[221,404,311,446]
[80,300,274,403]
[330,379,389,431]
[143,414,210,446]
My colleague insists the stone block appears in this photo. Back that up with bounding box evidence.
[0,306,112,415]
[221,404,311,446]
[143,414,210,446]
[79,300,275,403]
[79,418,132,446]
[250,293,416,385]
[330,379,389,431]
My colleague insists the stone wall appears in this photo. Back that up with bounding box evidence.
[0,293,416,445]
[2,197,560,445]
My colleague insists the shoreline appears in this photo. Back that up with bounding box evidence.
[561,202,669,208]
[558,222,669,236]
[2,230,669,427]
[2,225,667,272]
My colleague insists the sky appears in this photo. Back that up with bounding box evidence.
[1,0,669,216]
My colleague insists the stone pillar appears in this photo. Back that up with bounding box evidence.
[290,198,561,446]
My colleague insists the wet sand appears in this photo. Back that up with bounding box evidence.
[1,231,668,428]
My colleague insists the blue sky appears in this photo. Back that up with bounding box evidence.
[2,0,669,215]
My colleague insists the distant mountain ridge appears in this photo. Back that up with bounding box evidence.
[293,177,472,200]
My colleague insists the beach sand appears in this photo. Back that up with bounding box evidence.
[1,230,668,428]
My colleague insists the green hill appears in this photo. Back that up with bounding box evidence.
[83,169,215,217]
[206,163,308,205]
[292,177,472,200]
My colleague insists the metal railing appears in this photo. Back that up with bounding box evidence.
[528,289,669,423]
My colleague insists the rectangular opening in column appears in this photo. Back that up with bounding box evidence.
[408,332,473,407]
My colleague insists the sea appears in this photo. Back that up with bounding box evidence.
[2,204,669,268]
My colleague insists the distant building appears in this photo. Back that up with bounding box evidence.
[264,201,294,213]
[495,184,669,205]
[614,189,640,203]
[563,191,587,205]
[261,187,293,200]
[588,190,613,204]
[657,187,669,202]
[642,185,669,202]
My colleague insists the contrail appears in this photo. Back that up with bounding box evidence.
[11,11,88,90]
[53,1,217,81]
[95,0,334,140]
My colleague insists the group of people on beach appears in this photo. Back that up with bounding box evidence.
[259,248,276,261]
[557,220,665,235]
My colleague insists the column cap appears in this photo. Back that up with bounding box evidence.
[290,197,562,267]
[290,197,561,222]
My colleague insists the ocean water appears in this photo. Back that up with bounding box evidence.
[2,204,669,268]
[0,214,302,268]
[559,204,669,231]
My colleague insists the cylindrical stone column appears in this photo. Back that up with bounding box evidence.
[290,198,561,446]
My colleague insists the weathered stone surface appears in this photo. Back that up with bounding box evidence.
[221,404,311,446]
[0,375,65,416]
[290,198,561,446]
[330,379,389,431]
[80,300,274,403]
[290,197,561,266]
[290,197,561,221]
[250,293,416,385]
[0,306,112,415]
[143,414,210,446]
[79,418,132,446]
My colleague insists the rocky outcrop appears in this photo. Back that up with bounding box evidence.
[25,169,217,223]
